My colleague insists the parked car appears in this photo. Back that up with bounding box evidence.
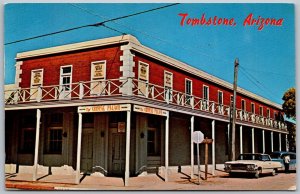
[270,151,296,172]
[224,153,282,178]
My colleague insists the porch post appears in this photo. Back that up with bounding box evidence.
[165,111,169,182]
[211,120,215,176]
[279,133,282,151]
[262,130,265,153]
[285,134,288,151]
[33,109,41,181]
[240,125,243,154]
[190,116,194,179]
[271,131,274,152]
[252,128,255,153]
[75,113,83,184]
[125,109,131,186]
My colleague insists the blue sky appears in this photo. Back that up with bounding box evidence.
[4,3,295,105]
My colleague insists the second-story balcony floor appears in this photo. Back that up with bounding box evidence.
[4,78,287,132]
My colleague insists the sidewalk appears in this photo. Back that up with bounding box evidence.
[6,166,226,190]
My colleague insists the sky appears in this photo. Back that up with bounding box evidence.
[4,3,295,105]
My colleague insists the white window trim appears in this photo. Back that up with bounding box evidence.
[60,65,73,83]
[203,85,209,101]
[138,61,149,82]
[164,70,173,102]
[259,106,263,116]
[91,60,106,81]
[267,108,270,118]
[241,99,246,111]
[185,78,193,95]
[217,90,223,105]
[251,102,255,114]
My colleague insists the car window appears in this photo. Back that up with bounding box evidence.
[261,155,270,161]
[270,153,281,159]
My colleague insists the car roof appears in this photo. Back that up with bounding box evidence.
[272,151,296,155]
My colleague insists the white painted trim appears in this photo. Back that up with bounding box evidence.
[125,110,131,186]
[262,130,265,153]
[165,112,169,182]
[164,70,173,103]
[211,120,215,176]
[252,128,255,154]
[59,65,73,99]
[75,113,82,184]
[185,78,193,95]
[190,116,194,179]
[203,85,209,101]
[240,126,243,154]
[217,90,223,105]
[33,109,41,181]
[15,61,23,88]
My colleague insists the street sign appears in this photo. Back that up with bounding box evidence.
[193,131,204,144]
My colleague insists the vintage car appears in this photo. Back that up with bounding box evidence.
[270,151,296,172]
[224,153,282,178]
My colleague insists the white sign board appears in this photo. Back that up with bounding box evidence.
[193,131,204,144]
[78,104,131,113]
[133,105,168,117]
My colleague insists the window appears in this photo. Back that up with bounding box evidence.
[164,71,173,102]
[19,114,36,153]
[259,106,263,116]
[203,85,209,110]
[267,109,270,118]
[218,91,223,105]
[138,61,149,96]
[90,61,106,95]
[147,128,160,156]
[30,69,44,101]
[60,65,72,99]
[45,113,63,154]
[230,95,234,106]
[185,79,192,105]
[241,100,246,111]
[251,103,255,114]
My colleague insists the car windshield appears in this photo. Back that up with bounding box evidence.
[238,154,262,160]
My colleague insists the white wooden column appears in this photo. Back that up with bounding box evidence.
[75,113,83,184]
[262,130,265,153]
[240,126,243,154]
[279,133,282,151]
[125,110,131,186]
[211,120,215,176]
[190,116,194,179]
[271,132,274,152]
[165,112,169,182]
[33,109,41,181]
[285,134,288,151]
[252,128,255,153]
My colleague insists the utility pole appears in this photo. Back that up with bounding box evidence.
[230,58,239,161]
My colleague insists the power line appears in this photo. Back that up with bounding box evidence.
[5,3,179,45]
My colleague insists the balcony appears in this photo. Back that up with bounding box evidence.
[4,78,287,131]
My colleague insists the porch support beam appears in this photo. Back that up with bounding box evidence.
[33,109,41,181]
[252,128,255,153]
[190,116,194,179]
[262,130,265,153]
[240,125,243,154]
[165,112,169,182]
[125,109,131,186]
[211,120,215,176]
[279,133,282,151]
[285,134,288,151]
[75,113,83,184]
[271,132,274,152]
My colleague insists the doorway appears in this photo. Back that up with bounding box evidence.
[81,128,93,174]
[108,128,125,176]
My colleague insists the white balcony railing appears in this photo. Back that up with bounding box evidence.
[4,78,287,131]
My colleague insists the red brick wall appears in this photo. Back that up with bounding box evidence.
[19,46,123,88]
[134,53,281,119]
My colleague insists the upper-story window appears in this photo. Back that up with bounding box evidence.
[138,61,149,96]
[203,85,209,110]
[30,69,44,101]
[59,65,72,99]
[218,90,223,105]
[90,60,106,95]
[164,71,173,102]
[259,106,263,116]
[267,108,270,118]
[251,103,255,114]
[185,79,192,105]
[230,95,234,107]
[241,99,246,112]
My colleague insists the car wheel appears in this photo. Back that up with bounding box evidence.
[271,169,276,176]
[254,170,261,178]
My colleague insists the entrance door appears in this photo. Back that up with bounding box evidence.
[109,129,125,176]
[81,128,93,173]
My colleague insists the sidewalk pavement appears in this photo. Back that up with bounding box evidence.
[5,167,227,190]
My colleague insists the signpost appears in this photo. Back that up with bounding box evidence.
[193,131,204,185]
[202,137,213,180]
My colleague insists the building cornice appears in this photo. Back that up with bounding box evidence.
[15,35,282,109]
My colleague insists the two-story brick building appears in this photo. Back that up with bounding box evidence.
[4,35,288,186]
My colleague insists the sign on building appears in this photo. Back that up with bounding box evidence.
[133,105,168,117]
[78,104,131,113]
